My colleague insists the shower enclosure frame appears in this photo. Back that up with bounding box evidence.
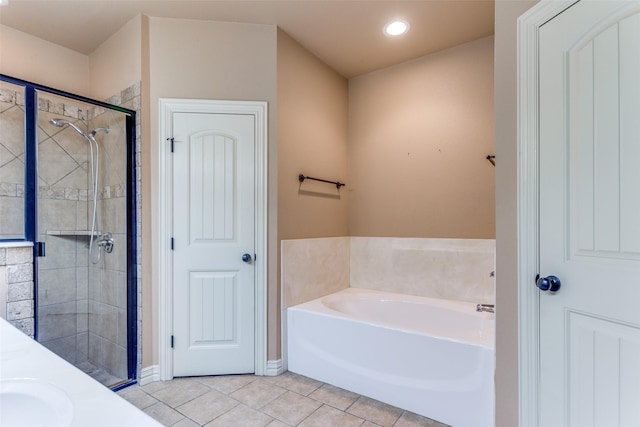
[0,74,138,390]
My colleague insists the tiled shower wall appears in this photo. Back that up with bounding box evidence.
[0,244,34,337]
[86,83,141,380]
[0,83,141,381]
[37,94,93,367]
[0,86,26,239]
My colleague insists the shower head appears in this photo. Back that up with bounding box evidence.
[50,118,67,127]
[51,119,109,140]
[90,127,110,137]
[50,118,88,138]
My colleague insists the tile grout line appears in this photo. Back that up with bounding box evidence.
[294,403,325,427]
[123,375,444,427]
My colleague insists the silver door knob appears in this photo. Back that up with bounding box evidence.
[242,253,252,263]
[536,275,561,292]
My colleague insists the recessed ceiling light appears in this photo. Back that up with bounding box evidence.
[384,21,410,37]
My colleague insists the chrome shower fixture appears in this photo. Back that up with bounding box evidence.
[91,127,110,136]
[50,118,86,137]
[50,119,110,139]
[96,232,115,254]
[50,118,111,264]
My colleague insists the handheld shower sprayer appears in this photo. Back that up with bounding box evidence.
[49,119,110,140]
[50,118,86,137]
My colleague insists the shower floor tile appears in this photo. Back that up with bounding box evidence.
[117,374,451,427]
[76,360,125,387]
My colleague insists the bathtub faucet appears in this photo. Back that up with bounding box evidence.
[476,304,495,313]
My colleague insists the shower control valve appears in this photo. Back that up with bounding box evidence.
[97,232,115,254]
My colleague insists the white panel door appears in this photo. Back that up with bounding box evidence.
[539,2,640,426]
[172,112,255,376]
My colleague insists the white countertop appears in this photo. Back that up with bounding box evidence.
[0,318,162,427]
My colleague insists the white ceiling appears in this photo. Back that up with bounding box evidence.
[0,0,494,78]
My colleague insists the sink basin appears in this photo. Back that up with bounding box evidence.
[0,378,74,427]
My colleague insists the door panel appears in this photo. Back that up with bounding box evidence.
[569,10,640,261]
[189,133,236,242]
[189,271,237,344]
[172,112,255,376]
[568,312,640,426]
[539,1,640,425]
[619,12,640,254]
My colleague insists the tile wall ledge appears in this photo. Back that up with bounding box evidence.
[46,230,97,237]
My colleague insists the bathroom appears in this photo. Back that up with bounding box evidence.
[0,2,522,426]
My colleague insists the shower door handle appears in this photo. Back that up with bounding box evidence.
[35,242,46,257]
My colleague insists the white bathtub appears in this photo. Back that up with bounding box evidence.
[287,288,494,427]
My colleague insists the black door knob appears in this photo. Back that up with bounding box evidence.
[242,253,252,263]
[536,275,561,292]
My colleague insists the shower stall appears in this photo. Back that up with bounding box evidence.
[0,76,137,389]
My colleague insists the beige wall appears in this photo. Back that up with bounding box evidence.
[140,13,154,375]
[0,24,89,95]
[276,29,349,359]
[0,15,142,99]
[494,1,537,426]
[348,36,495,239]
[147,17,279,361]
[89,15,142,101]
[277,29,349,241]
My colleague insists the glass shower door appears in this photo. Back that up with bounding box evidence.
[0,81,26,240]
[35,90,133,388]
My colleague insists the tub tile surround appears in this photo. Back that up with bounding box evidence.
[282,236,495,310]
[281,237,350,308]
[350,237,495,304]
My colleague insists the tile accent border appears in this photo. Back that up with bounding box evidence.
[0,86,122,122]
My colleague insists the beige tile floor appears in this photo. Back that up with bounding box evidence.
[117,372,450,427]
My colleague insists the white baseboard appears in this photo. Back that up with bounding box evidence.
[266,359,284,376]
[139,365,161,386]
[140,362,280,382]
